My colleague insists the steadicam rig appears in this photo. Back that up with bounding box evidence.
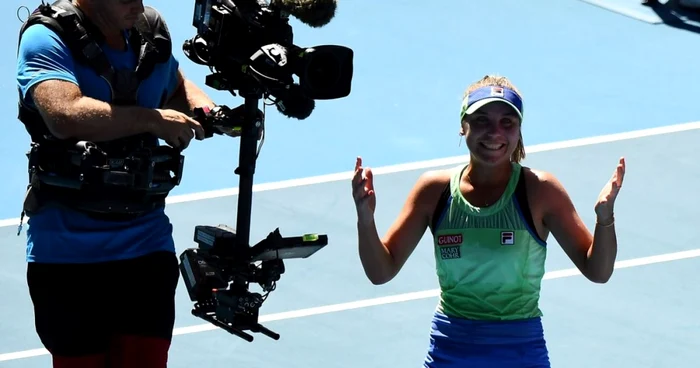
[178,0,353,342]
[180,222,328,342]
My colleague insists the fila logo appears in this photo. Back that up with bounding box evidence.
[490,86,504,97]
[437,234,463,246]
[501,231,515,245]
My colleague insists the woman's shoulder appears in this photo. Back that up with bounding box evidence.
[405,166,458,210]
[417,166,460,191]
[520,165,570,204]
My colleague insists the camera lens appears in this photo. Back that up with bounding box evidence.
[305,52,340,90]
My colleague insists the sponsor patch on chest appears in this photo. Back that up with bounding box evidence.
[439,245,461,260]
[437,234,463,246]
[437,233,463,260]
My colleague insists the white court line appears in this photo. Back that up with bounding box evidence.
[1,247,700,362]
[1,120,699,229]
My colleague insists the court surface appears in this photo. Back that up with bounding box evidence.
[1,0,700,367]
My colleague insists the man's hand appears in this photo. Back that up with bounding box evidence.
[150,109,206,149]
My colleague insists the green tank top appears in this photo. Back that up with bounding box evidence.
[432,162,547,321]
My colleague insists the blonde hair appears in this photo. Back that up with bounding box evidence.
[462,75,525,163]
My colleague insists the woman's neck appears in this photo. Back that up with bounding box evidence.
[463,160,513,188]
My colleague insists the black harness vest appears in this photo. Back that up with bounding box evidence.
[16,0,183,225]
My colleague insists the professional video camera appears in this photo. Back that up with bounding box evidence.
[178,0,353,342]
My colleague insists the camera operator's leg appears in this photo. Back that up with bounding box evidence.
[27,262,111,368]
[108,251,180,368]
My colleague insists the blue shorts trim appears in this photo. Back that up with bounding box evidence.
[424,311,550,368]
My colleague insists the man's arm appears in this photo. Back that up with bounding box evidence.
[18,25,204,146]
[162,68,216,114]
[30,80,161,142]
[18,24,164,142]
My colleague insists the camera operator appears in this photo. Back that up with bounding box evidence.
[16,0,216,367]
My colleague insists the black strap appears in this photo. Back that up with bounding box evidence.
[131,6,173,80]
[430,182,451,235]
[514,168,546,244]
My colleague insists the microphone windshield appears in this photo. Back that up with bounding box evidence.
[273,0,337,28]
[274,84,315,120]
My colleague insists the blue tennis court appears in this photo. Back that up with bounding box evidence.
[1,0,700,367]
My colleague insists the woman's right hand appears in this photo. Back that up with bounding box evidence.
[352,157,376,223]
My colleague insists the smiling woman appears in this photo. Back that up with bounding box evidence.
[351,74,626,367]
[459,76,525,169]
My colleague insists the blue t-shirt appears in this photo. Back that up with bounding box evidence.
[17,23,181,264]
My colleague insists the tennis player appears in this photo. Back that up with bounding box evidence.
[352,75,625,367]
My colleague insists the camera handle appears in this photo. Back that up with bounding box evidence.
[193,80,264,255]
[235,88,264,254]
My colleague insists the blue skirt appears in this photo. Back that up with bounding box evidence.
[423,311,551,368]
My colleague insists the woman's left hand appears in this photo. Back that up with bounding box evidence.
[595,157,626,222]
